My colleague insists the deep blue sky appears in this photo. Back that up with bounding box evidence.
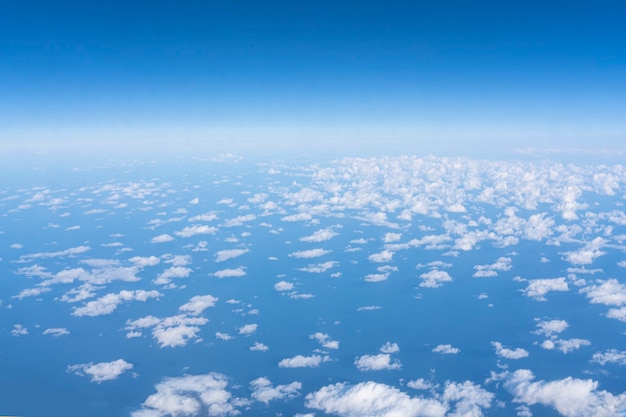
[1,0,625,156]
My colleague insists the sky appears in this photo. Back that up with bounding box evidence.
[1,0,625,156]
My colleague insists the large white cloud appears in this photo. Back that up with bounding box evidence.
[419,270,452,288]
[523,278,568,301]
[503,369,626,417]
[68,359,133,383]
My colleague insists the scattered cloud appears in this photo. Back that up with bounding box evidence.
[432,344,460,355]
[279,354,330,368]
[68,359,133,383]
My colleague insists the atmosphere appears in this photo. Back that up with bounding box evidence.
[1,1,625,156]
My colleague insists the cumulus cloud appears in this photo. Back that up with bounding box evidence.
[299,261,338,273]
[250,377,301,404]
[368,250,394,263]
[473,257,512,278]
[591,349,626,366]
[72,290,161,317]
[214,248,249,262]
[250,342,269,351]
[432,344,460,355]
[19,245,91,262]
[212,267,247,278]
[132,373,246,417]
[125,309,209,348]
[175,225,218,238]
[289,249,331,259]
[300,228,338,242]
[533,319,569,337]
[274,281,294,291]
[380,342,400,354]
[523,278,568,301]
[310,332,340,350]
[354,354,401,371]
[420,270,452,288]
[68,359,133,383]
[563,237,606,265]
[541,338,591,353]
[279,354,330,368]
[151,234,175,243]
[155,266,192,285]
[238,323,258,335]
[503,369,626,417]
[580,279,626,306]
[179,295,218,316]
[43,327,70,337]
[11,324,28,336]
[491,342,529,359]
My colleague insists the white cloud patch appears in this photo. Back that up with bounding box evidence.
[68,359,133,383]
[473,257,512,278]
[132,373,246,417]
[179,295,218,316]
[310,332,340,350]
[420,270,452,288]
[563,237,606,265]
[503,369,626,417]
[432,344,460,355]
[250,377,301,404]
[72,290,161,317]
[214,248,249,262]
[175,225,218,238]
[250,342,269,351]
[274,281,294,291]
[11,324,28,336]
[155,266,192,285]
[289,249,331,259]
[580,279,626,306]
[212,267,247,278]
[368,250,394,263]
[238,323,258,335]
[299,261,338,273]
[491,342,529,359]
[300,228,338,242]
[591,349,626,366]
[43,327,70,337]
[279,354,330,368]
[523,278,568,301]
[354,354,401,371]
[151,234,175,243]
[125,306,210,348]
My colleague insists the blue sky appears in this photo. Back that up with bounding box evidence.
[1,0,625,156]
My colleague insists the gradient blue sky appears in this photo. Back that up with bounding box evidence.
[1,0,625,156]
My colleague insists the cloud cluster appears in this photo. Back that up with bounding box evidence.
[68,359,133,383]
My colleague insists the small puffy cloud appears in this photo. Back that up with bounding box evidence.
[473,257,512,278]
[223,214,256,227]
[533,319,569,337]
[541,338,591,353]
[407,378,435,390]
[279,354,330,368]
[289,249,331,259]
[212,267,247,278]
[432,344,460,355]
[238,323,258,335]
[300,228,338,242]
[491,341,529,359]
[250,377,301,404]
[305,381,447,417]
[154,266,192,285]
[129,256,161,267]
[591,349,626,366]
[523,278,568,301]
[126,312,208,348]
[214,248,249,262]
[420,270,452,288]
[355,354,401,371]
[502,368,626,417]
[383,233,402,243]
[150,234,174,243]
[580,279,626,306]
[368,250,394,263]
[72,290,161,317]
[250,342,269,351]
[132,373,245,417]
[20,245,90,261]
[274,281,294,291]
[11,324,28,336]
[68,359,133,383]
[563,237,606,265]
[282,212,313,222]
[380,342,400,354]
[179,295,218,316]
[364,273,390,282]
[310,332,340,350]
[188,212,218,222]
[299,261,338,273]
[43,327,70,337]
[175,225,218,238]
[216,332,233,341]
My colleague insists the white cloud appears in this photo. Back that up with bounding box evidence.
[533,319,569,337]
[368,250,394,263]
[223,214,256,227]
[420,270,452,288]
[407,378,435,390]
[188,212,218,222]
[179,295,218,316]
[523,278,568,301]
[20,245,90,261]
[541,338,591,353]
[305,381,447,417]
[591,349,626,366]
[491,342,529,359]
[238,323,258,335]
[214,248,249,262]
[282,212,313,222]
[151,234,175,243]
[130,256,161,267]
[432,344,460,355]
[250,342,269,351]
[250,377,301,404]
[580,279,626,306]
[154,266,192,285]
[175,225,218,238]
[357,305,382,311]
[43,327,70,337]
[68,359,133,383]
[132,373,246,417]
[563,237,606,265]
[126,311,209,348]
[364,273,390,282]
[289,249,331,259]
[473,257,512,278]
[215,332,233,341]
[354,354,401,371]
[11,324,28,336]
[279,354,330,368]
[300,228,338,242]
[310,332,340,350]
[274,281,294,291]
[299,261,338,273]
[503,369,626,417]
[383,232,402,243]
[72,290,161,317]
[380,342,400,354]
[212,267,247,278]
